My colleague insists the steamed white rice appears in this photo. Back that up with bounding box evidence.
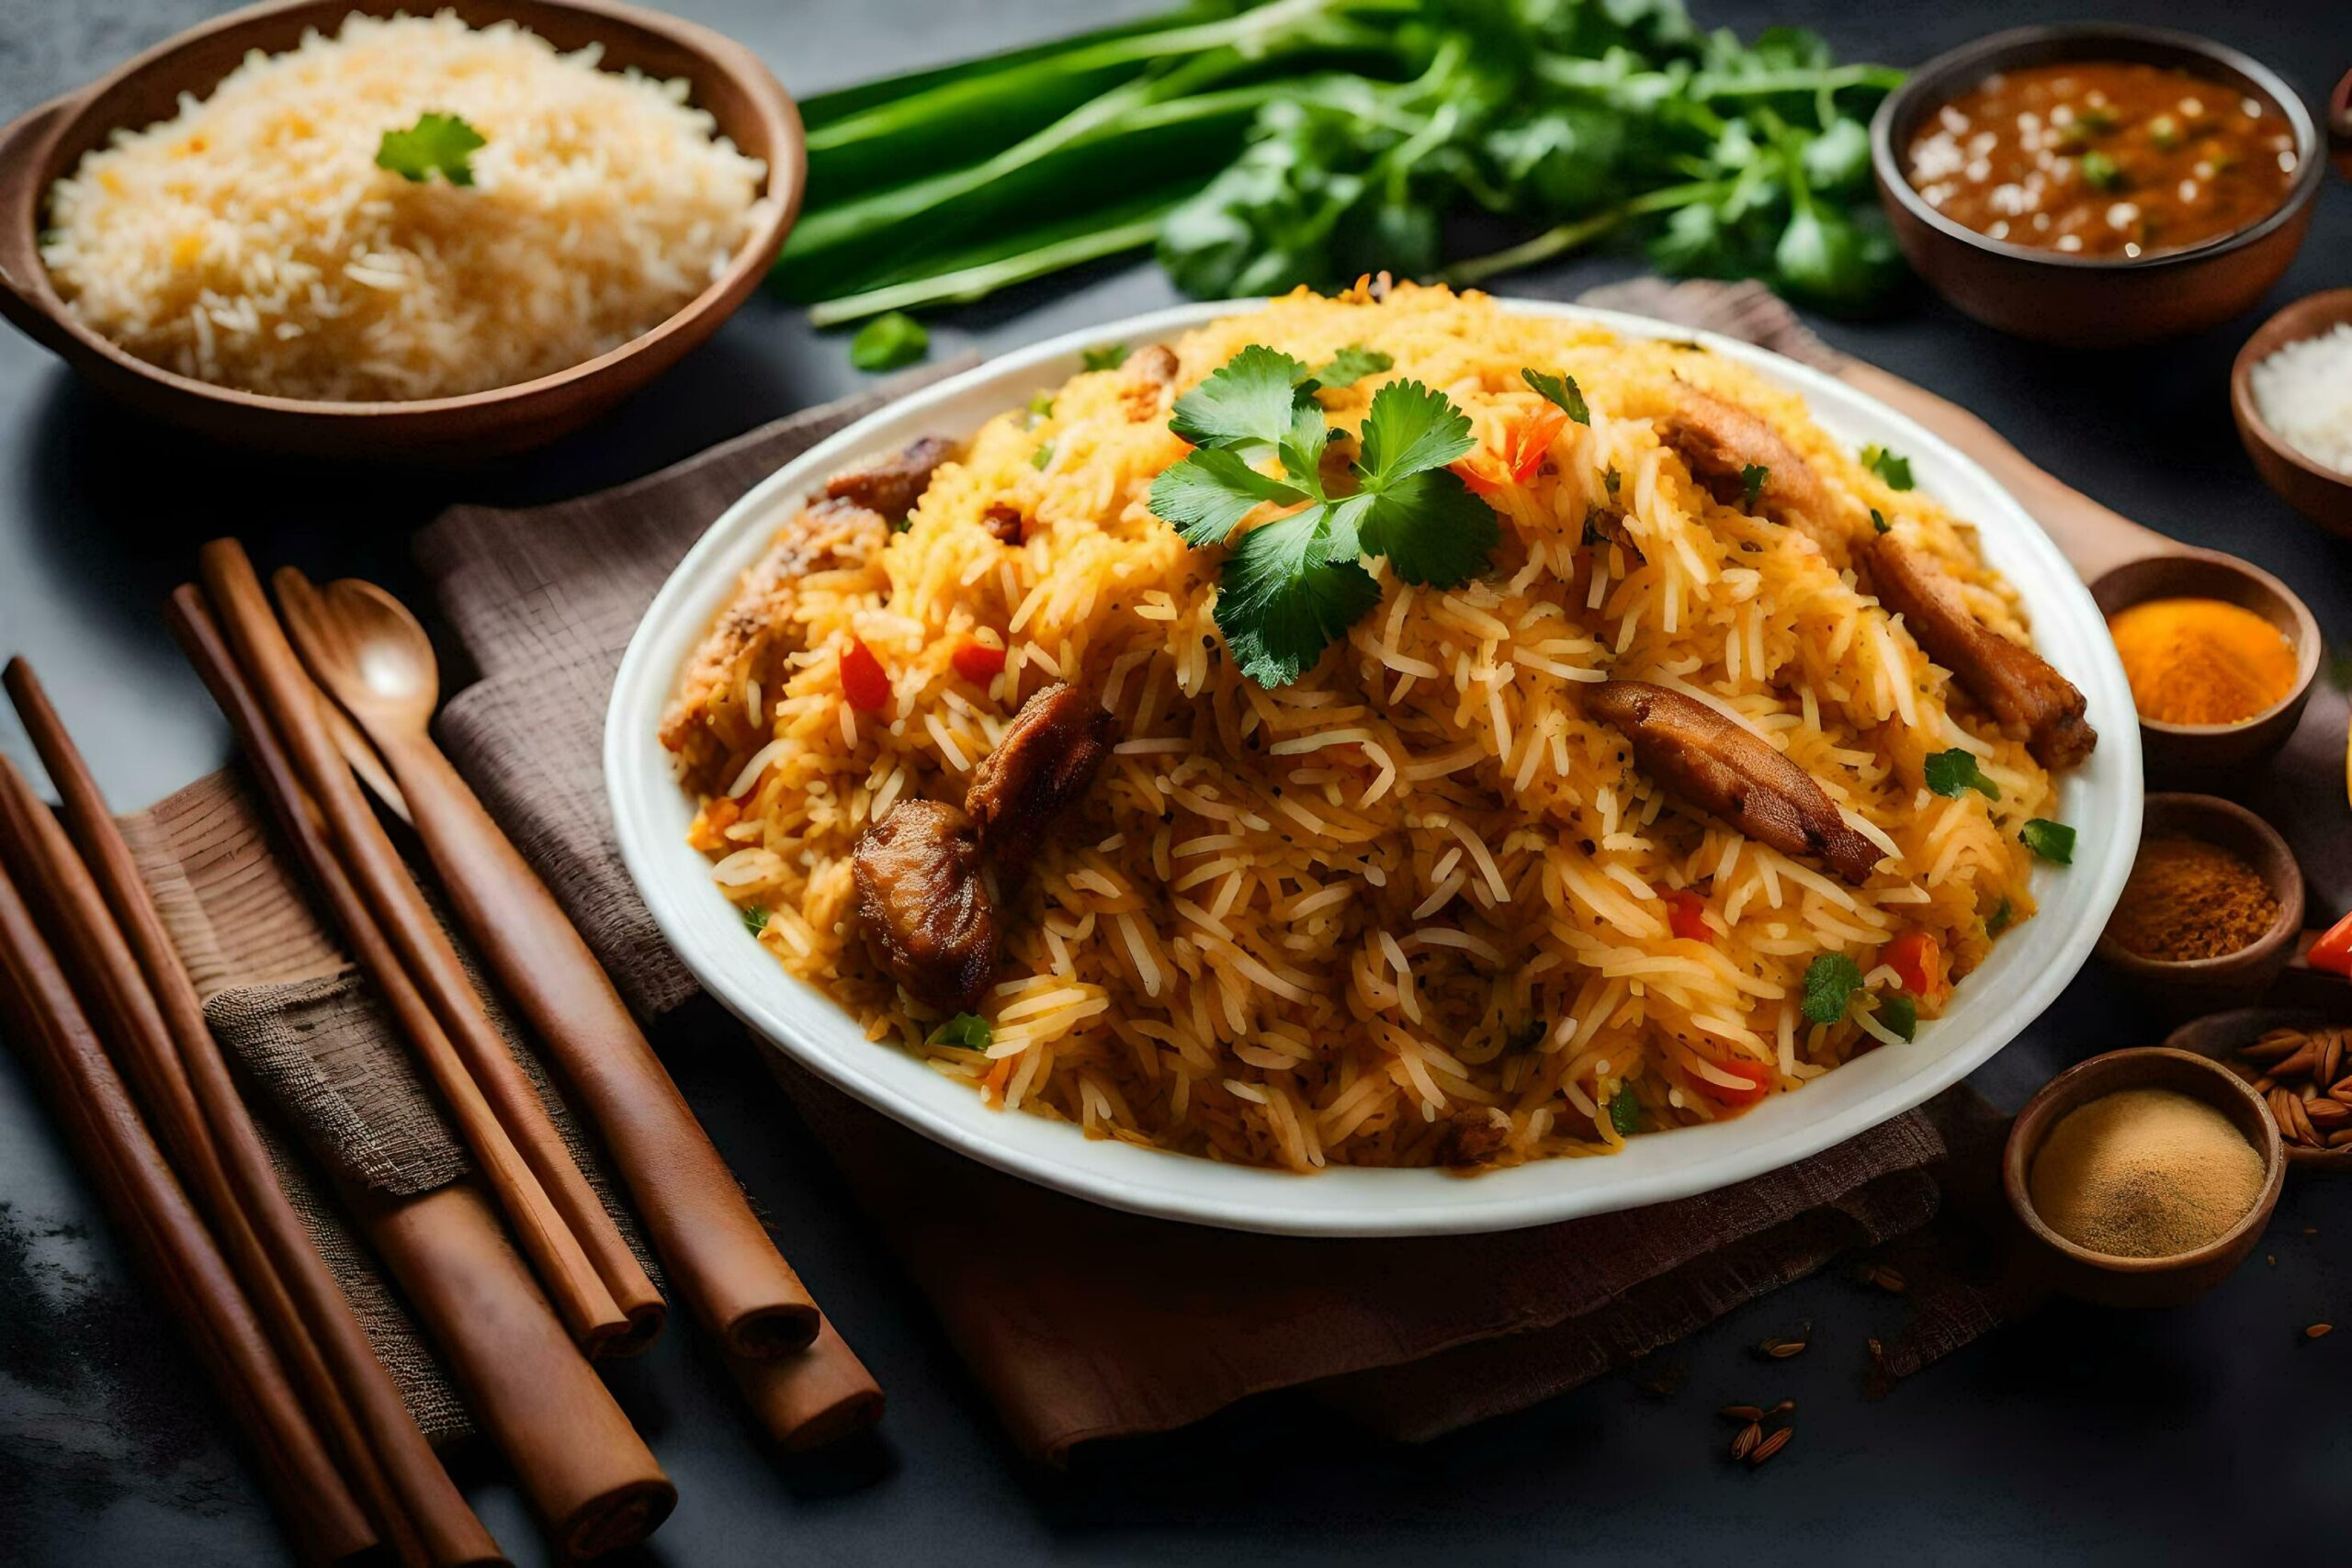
[40,10,770,402]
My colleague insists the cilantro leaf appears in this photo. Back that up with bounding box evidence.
[1985,896,2014,935]
[1306,344,1392,389]
[928,1012,993,1049]
[1170,344,1311,452]
[1801,953,1864,1024]
[1609,1084,1641,1136]
[1216,512,1381,686]
[1026,391,1056,423]
[1355,378,1476,480]
[1030,441,1054,470]
[741,905,769,937]
[1741,463,1769,508]
[1860,444,1916,491]
[1521,368,1589,424]
[1923,749,1999,801]
[1347,468,1496,587]
[1147,449,1307,547]
[1081,343,1130,372]
[1870,507,1889,534]
[1875,992,1918,1042]
[376,111,484,186]
[850,311,929,371]
[2020,818,2075,864]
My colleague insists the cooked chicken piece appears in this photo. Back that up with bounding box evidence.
[661,497,888,788]
[852,800,999,1014]
[964,683,1117,878]
[821,434,956,522]
[1437,1111,1512,1168]
[1121,344,1181,419]
[981,500,1025,545]
[1587,681,1882,886]
[1656,389,1838,545]
[1862,535,2096,770]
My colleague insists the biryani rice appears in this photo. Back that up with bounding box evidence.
[41,10,769,402]
[677,283,2059,1172]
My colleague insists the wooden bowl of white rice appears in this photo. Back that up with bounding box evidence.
[0,0,801,460]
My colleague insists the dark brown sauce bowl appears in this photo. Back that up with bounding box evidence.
[0,0,803,463]
[2086,547,2321,787]
[1871,25,2323,348]
[2004,1045,2284,1308]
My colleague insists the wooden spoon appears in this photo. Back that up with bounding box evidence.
[273,570,823,1363]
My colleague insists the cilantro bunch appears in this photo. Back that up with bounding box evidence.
[1146,343,1497,686]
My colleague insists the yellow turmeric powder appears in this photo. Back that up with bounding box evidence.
[2107,597,2298,727]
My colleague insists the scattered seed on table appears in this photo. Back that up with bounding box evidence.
[2305,1323,2333,1340]
[1719,1404,1764,1423]
[1730,1421,1762,1461]
[1748,1427,1793,1466]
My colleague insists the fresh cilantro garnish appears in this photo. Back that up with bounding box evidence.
[1081,343,1130,372]
[1306,344,1392,389]
[1801,953,1864,1024]
[1741,463,1769,509]
[1026,391,1056,423]
[1609,1084,1640,1136]
[928,1012,993,1049]
[1985,896,2013,935]
[1521,367,1589,424]
[375,112,485,186]
[1581,514,1604,547]
[1604,468,1622,496]
[1860,444,1915,491]
[850,311,928,371]
[741,905,770,937]
[1870,507,1889,535]
[1031,441,1055,470]
[1923,749,1998,801]
[2078,150,2121,192]
[1147,344,1495,687]
[1875,992,1917,1042]
[2020,818,2075,864]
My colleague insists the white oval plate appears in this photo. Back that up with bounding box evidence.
[606,298,2141,1236]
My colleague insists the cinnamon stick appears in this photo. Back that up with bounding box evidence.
[198,540,663,1354]
[358,1181,675,1558]
[276,567,820,1359]
[0,854,377,1565]
[165,583,630,1350]
[727,1319,886,1454]
[5,660,503,1568]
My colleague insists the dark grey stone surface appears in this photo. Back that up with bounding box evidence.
[2,2,2348,1562]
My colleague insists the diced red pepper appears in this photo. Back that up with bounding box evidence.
[1693,1057,1771,1108]
[1883,931,1946,998]
[2309,908,2352,976]
[952,638,1007,684]
[1663,888,1712,944]
[1451,402,1570,499]
[840,637,890,712]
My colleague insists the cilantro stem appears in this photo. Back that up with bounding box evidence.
[1443,180,1724,286]
[808,212,1169,326]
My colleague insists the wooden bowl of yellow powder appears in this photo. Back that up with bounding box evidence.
[2006,1046,2283,1308]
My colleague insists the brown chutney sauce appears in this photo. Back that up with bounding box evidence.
[1905,62,2300,258]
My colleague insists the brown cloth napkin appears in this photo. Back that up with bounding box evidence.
[410,286,2020,1462]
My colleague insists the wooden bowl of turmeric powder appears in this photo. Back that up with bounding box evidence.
[2096,795,2304,1016]
[2005,1046,2285,1308]
[2090,550,2320,787]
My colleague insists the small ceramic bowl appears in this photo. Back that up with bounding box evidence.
[1870,25,2323,347]
[0,0,803,462]
[2094,794,2304,1016]
[2331,68,2351,180]
[2087,549,2320,784]
[2231,289,2352,536]
[2005,1046,2285,1307]
[2163,1007,2352,1170]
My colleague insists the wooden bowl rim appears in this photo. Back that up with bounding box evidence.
[2086,547,2324,736]
[2161,1005,2352,1168]
[2229,288,2352,500]
[2004,1045,2286,1274]
[1868,23,2324,275]
[2091,793,2305,979]
[0,0,803,421]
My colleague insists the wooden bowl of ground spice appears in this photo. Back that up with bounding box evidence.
[2097,794,2303,1016]
[2006,1046,2285,1308]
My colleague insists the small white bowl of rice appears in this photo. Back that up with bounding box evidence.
[0,0,802,460]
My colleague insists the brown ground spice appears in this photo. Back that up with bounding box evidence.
[2106,835,2279,962]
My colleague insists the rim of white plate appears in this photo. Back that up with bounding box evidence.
[605,297,2142,1237]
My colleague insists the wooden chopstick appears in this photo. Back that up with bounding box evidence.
[0,852,378,1565]
[165,582,632,1349]
[197,541,664,1354]
[4,660,503,1568]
